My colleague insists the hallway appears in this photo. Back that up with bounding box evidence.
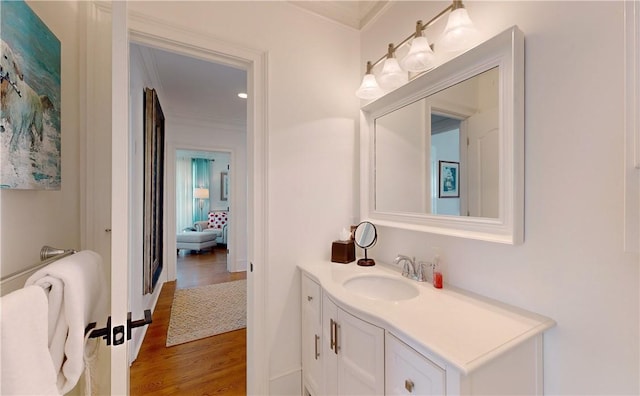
[130,247,247,395]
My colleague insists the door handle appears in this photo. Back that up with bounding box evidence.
[314,334,320,359]
[330,318,339,354]
[330,318,336,354]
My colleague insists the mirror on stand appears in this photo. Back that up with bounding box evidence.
[353,221,377,266]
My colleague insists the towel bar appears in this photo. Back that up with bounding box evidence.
[0,246,76,284]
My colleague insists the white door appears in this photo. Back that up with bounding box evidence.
[84,2,129,394]
[337,309,384,395]
[301,274,323,395]
[322,294,385,396]
[110,2,130,393]
[322,294,339,395]
[466,106,500,218]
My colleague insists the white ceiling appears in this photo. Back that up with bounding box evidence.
[289,1,388,29]
[133,43,248,130]
[131,2,387,131]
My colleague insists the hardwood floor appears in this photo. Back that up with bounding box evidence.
[130,247,247,395]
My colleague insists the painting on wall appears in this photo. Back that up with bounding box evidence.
[439,161,460,198]
[143,88,165,295]
[0,0,61,189]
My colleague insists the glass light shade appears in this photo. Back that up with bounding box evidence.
[400,36,436,72]
[377,58,408,91]
[439,7,477,52]
[356,74,384,100]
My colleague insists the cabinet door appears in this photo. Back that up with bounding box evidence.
[322,294,339,395]
[386,333,445,395]
[337,308,385,396]
[301,275,323,395]
[322,294,384,395]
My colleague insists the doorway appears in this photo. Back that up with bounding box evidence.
[126,30,263,391]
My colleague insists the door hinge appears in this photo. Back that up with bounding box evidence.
[250,262,254,272]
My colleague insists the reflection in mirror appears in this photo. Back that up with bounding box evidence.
[354,221,377,266]
[374,67,499,218]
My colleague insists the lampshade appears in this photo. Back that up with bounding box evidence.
[356,61,384,100]
[439,6,477,52]
[400,36,435,72]
[400,20,436,73]
[377,44,408,91]
[194,188,209,199]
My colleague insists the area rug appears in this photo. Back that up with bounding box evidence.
[166,279,246,347]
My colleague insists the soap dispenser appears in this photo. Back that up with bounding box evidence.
[432,254,443,289]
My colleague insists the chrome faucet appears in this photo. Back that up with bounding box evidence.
[393,255,416,280]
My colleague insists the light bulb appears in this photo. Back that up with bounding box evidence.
[400,36,435,72]
[378,57,408,91]
[439,7,477,52]
[356,74,384,100]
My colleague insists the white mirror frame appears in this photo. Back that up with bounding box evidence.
[360,26,524,244]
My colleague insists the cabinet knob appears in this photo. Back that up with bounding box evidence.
[405,379,414,393]
[307,296,313,301]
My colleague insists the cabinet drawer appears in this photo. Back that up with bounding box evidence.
[386,333,445,395]
[302,274,321,324]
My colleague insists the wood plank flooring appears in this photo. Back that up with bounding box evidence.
[130,247,247,395]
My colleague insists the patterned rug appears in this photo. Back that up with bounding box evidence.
[166,279,247,347]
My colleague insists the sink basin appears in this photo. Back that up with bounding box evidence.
[343,274,419,301]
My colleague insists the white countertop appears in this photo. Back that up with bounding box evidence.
[298,260,556,375]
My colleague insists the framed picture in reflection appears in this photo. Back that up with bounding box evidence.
[438,161,459,198]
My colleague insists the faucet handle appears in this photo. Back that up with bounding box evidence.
[416,261,432,282]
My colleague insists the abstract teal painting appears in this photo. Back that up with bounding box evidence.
[1,1,61,189]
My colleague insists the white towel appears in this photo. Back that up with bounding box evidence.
[25,250,107,395]
[0,285,60,395]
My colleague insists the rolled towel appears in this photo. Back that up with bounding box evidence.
[0,285,60,395]
[25,250,107,394]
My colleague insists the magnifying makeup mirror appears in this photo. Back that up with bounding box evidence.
[354,221,377,266]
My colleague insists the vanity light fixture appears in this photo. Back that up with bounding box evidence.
[400,20,436,73]
[377,43,408,91]
[355,61,385,100]
[439,0,478,52]
[356,0,477,100]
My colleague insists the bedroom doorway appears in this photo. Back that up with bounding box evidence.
[128,36,253,391]
[176,149,233,270]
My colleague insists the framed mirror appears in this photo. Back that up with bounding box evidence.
[360,26,524,244]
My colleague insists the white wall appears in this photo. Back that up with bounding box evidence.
[0,1,81,294]
[362,2,639,394]
[128,44,166,363]
[376,99,428,213]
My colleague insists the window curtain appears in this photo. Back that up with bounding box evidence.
[192,158,210,222]
[176,155,193,232]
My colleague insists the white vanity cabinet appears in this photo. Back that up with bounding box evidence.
[299,262,555,396]
[301,274,323,395]
[386,332,445,395]
[322,293,384,396]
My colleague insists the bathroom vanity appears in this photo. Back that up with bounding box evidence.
[299,261,555,395]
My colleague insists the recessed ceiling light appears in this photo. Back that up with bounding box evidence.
[238,92,247,99]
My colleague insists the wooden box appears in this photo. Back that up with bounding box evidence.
[331,240,355,264]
